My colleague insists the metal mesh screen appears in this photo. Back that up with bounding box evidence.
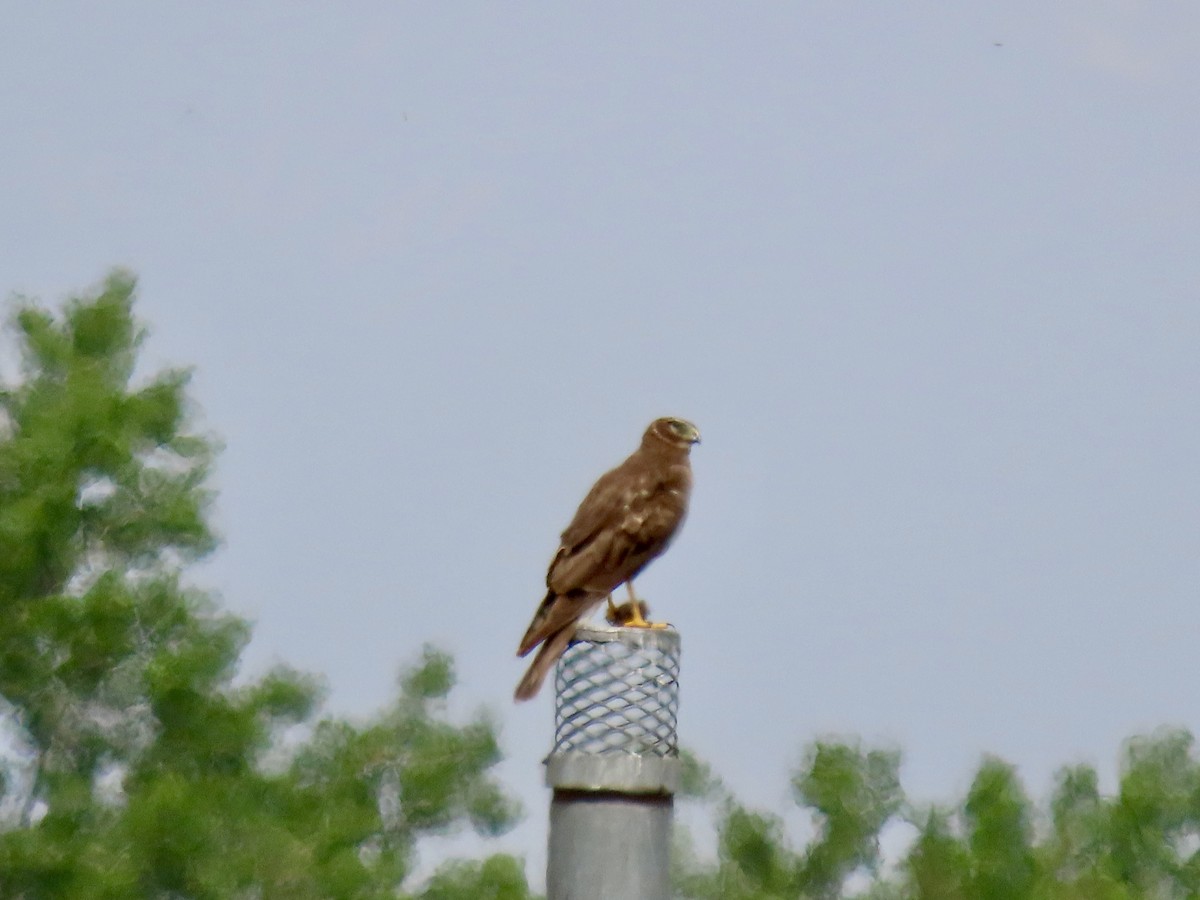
[552,625,680,757]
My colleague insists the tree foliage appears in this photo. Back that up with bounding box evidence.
[0,274,536,899]
[676,729,1200,899]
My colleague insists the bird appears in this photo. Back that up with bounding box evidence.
[514,416,700,701]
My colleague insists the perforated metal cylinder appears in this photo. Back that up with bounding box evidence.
[545,624,681,900]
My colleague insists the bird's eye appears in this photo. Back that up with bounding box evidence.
[669,420,685,434]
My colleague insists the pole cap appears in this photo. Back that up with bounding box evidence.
[544,623,681,794]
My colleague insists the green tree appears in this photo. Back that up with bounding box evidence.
[674,740,903,900]
[0,273,536,898]
[676,729,1200,900]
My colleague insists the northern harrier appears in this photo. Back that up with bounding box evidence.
[514,416,700,700]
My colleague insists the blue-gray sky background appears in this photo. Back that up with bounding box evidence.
[3,1,1198,880]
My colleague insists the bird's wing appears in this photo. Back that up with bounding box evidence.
[548,464,661,595]
[557,464,636,553]
[518,462,658,659]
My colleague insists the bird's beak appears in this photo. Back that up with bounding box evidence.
[691,429,702,445]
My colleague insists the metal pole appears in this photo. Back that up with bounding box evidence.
[544,624,681,900]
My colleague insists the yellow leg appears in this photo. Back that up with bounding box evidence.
[622,581,668,629]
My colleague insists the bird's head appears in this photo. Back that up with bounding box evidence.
[645,416,701,450]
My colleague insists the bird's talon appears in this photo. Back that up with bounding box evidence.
[622,600,668,629]
[607,598,671,628]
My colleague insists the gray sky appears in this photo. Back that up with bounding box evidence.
[3,1,1199,880]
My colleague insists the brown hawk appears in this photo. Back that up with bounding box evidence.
[514,416,701,701]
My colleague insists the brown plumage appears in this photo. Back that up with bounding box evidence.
[514,416,700,701]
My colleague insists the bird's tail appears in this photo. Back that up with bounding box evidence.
[517,591,558,658]
[513,626,574,701]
